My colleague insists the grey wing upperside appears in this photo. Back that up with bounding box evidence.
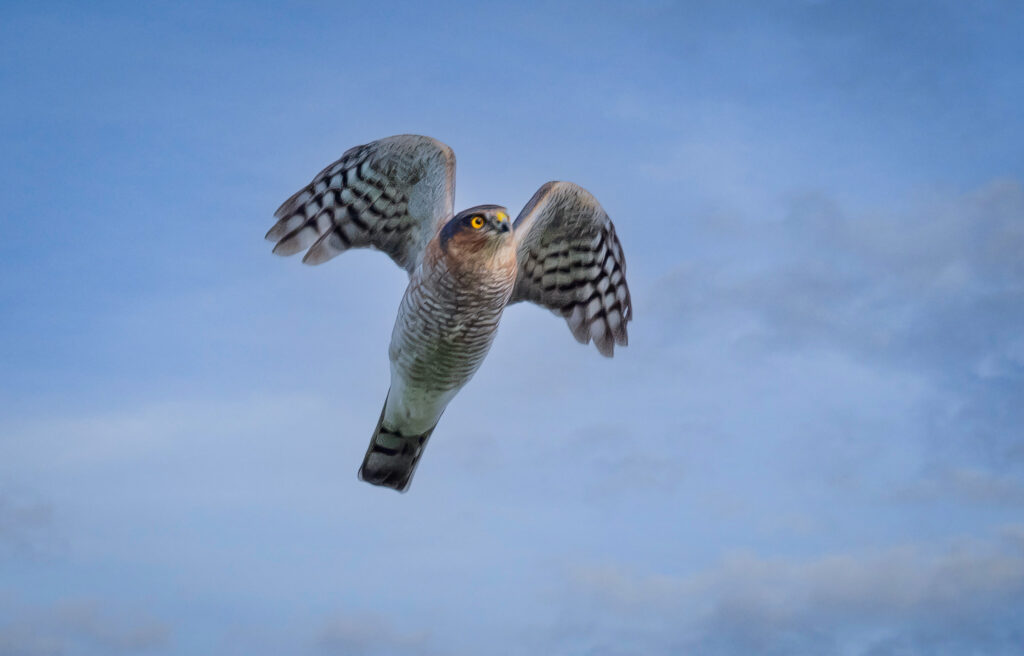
[266,134,456,275]
[510,181,632,357]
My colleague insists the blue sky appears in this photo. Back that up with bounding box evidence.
[1,1,1023,654]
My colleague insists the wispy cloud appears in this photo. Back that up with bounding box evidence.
[316,613,432,656]
[0,492,56,556]
[892,466,1024,507]
[648,179,1024,465]
[0,599,169,656]
[554,526,1024,655]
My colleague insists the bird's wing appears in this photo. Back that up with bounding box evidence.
[266,134,455,274]
[510,181,632,357]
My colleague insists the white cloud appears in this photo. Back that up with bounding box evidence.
[892,467,1024,506]
[0,491,57,556]
[556,526,1024,655]
[316,613,432,656]
[648,178,1024,464]
[0,599,169,656]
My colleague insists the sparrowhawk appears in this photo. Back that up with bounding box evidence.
[266,135,632,491]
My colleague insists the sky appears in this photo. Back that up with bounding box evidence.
[1,1,1023,654]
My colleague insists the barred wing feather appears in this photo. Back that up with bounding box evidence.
[266,134,455,275]
[511,182,632,357]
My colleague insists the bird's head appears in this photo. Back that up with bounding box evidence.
[439,205,513,255]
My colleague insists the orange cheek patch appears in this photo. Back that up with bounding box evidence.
[446,229,492,259]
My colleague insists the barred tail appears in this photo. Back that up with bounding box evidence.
[358,393,436,492]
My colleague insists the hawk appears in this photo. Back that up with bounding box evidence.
[266,135,632,491]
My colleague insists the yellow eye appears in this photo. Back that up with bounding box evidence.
[470,216,485,229]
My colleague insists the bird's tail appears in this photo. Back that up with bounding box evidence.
[358,392,437,492]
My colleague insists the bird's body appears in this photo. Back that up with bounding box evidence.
[366,211,519,488]
[267,135,631,491]
[388,222,517,428]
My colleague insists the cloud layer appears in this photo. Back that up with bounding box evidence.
[557,526,1024,655]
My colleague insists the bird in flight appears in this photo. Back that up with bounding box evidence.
[266,135,632,491]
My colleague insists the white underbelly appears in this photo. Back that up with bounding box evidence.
[383,371,459,434]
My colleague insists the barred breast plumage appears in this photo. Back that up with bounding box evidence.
[393,252,514,391]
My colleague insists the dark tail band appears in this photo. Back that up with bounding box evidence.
[358,393,436,492]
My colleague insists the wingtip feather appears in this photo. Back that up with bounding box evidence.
[271,239,305,257]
